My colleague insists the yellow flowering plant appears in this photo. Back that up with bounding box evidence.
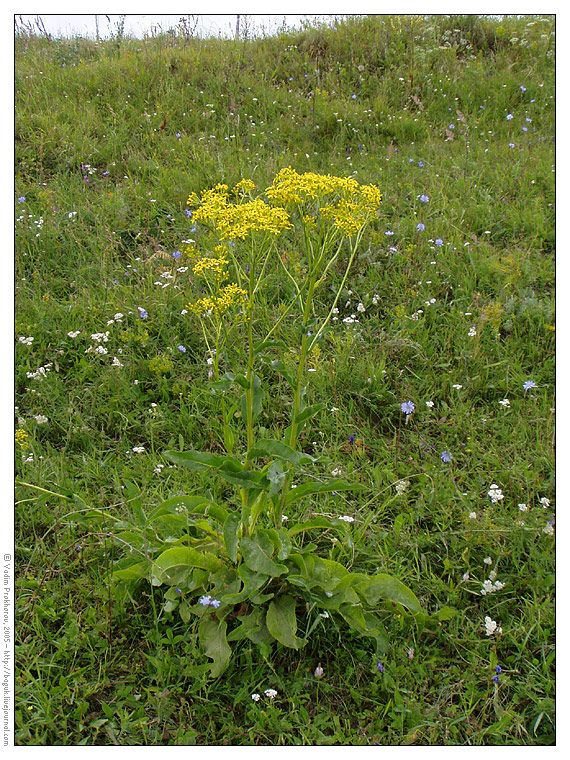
[101,170,423,677]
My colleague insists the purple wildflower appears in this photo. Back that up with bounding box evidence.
[440,451,452,463]
[416,222,425,232]
[434,238,443,247]
[137,307,149,319]
[377,661,385,673]
[419,194,429,203]
[400,401,415,416]
[172,250,182,259]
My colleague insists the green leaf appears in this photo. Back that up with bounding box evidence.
[294,403,325,425]
[266,595,305,649]
[165,449,243,473]
[222,565,269,605]
[199,616,232,678]
[286,516,350,538]
[112,560,150,581]
[433,605,458,621]
[223,513,241,563]
[356,574,424,620]
[254,339,289,355]
[285,479,365,506]
[266,460,286,498]
[241,374,264,423]
[248,439,314,466]
[226,610,265,642]
[338,604,389,651]
[240,535,288,577]
[218,467,267,491]
[152,547,220,586]
[146,495,216,523]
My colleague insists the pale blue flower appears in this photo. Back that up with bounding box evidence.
[400,400,415,416]
[416,222,425,231]
[420,194,429,203]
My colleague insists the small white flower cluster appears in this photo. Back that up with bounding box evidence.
[539,497,550,508]
[425,400,434,408]
[251,688,278,702]
[342,315,360,325]
[468,326,477,337]
[542,524,554,536]
[26,362,53,380]
[18,336,34,346]
[33,414,48,424]
[132,446,145,454]
[488,484,504,504]
[518,503,528,512]
[372,294,380,305]
[154,463,165,475]
[395,479,410,496]
[331,467,342,477]
[481,578,505,595]
[338,515,355,523]
[484,616,502,636]
[499,399,510,408]
[67,330,81,338]
[410,309,424,320]
[106,313,124,326]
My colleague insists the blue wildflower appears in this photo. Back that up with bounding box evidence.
[418,161,424,168]
[495,665,502,674]
[434,238,443,247]
[351,94,357,99]
[400,401,415,416]
[175,588,182,595]
[448,123,455,130]
[409,158,414,163]
[348,432,356,444]
[172,250,182,259]
[184,209,193,218]
[377,661,385,673]
[520,85,526,92]
[210,599,221,608]
[199,595,212,606]
[416,223,425,232]
[506,113,514,120]
[18,196,26,202]
[440,451,452,463]
[177,345,187,353]
[509,143,515,148]
[523,380,536,391]
[419,194,429,203]
[492,675,500,684]
[137,307,149,319]
[385,230,394,236]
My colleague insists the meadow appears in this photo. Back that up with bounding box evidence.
[14,14,555,746]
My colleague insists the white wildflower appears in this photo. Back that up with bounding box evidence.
[468,326,477,337]
[499,399,510,407]
[18,336,34,346]
[483,557,492,565]
[539,497,550,508]
[425,400,434,408]
[452,384,463,390]
[356,302,366,313]
[338,515,355,523]
[542,524,554,536]
[251,693,261,702]
[395,479,409,495]
[33,414,48,424]
[518,503,528,512]
[132,446,145,454]
[484,616,502,636]
[331,467,342,477]
[468,512,477,520]
[67,331,81,338]
[264,689,278,700]
[112,356,123,367]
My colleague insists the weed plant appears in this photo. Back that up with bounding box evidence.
[14,14,554,746]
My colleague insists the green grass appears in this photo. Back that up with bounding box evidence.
[15,14,554,745]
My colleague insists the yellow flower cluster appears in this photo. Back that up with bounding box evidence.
[320,199,370,236]
[15,429,29,449]
[187,283,248,318]
[265,167,360,205]
[189,183,291,241]
[192,248,229,281]
[233,178,256,195]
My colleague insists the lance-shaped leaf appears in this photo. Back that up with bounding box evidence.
[248,438,315,466]
[112,559,151,581]
[286,516,351,538]
[165,449,242,473]
[223,513,241,563]
[146,494,226,525]
[266,595,305,649]
[199,616,232,678]
[284,479,365,507]
[294,403,325,425]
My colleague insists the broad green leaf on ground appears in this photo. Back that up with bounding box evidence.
[199,616,232,677]
[266,595,305,649]
[240,534,288,577]
[151,546,221,585]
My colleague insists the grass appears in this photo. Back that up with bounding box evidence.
[14,14,555,745]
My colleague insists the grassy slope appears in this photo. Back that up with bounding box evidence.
[15,15,554,745]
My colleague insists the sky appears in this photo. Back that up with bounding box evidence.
[14,13,336,39]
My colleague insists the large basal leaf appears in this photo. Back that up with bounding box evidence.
[221,565,269,605]
[356,574,424,622]
[240,535,288,577]
[199,616,232,678]
[266,595,305,650]
[146,494,214,523]
[112,560,151,581]
[284,479,365,507]
[338,604,389,651]
[151,546,220,586]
